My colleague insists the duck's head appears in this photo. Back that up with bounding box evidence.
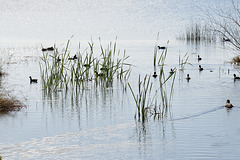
[226,99,231,103]
[233,74,236,77]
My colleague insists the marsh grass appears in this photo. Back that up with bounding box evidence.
[39,39,131,92]
[229,56,240,65]
[128,45,176,121]
[178,23,217,43]
[128,75,154,122]
[0,59,25,114]
[179,53,192,71]
[0,93,25,114]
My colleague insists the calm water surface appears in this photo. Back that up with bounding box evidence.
[1,0,240,159]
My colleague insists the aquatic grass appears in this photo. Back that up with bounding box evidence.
[128,44,177,121]
[0,93,25,114]
[128,75,155,121]
[179,53,192,71]
[39,38,132,92]
[229,56,240,65]
[178,23,218,43]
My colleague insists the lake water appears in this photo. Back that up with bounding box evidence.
[1,0,240,159]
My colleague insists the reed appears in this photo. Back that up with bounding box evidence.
[128,75,154,122]
[128,45,176,121]
[229,56,240,65]
[154,47,176,119]
[178,23,217,43]
[179,53,192,71]
[39,39,131,92]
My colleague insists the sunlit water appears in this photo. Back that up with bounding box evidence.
[1,0,240,159]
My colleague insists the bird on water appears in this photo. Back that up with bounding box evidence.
[225,99,233,108]
[186,74,191,81]
[29,76,38,83]
[158,46,166,50]
[233,74,240,80]
[152,72,157,78]
[198,55,202,61]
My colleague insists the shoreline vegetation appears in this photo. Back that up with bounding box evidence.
[0,64,25,115]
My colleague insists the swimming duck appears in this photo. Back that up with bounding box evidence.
[233,74,240,80]
[225,99,233,108]
[169,68,175,74]
[68,55,77,60]
[186,74,191,81]
[29,76,38,83]
[46,47,54,51]
[197,55,202,61]
[42,47,54,51]
[57,56,61,62]
[223,37,231,42]
[95,71,104,77]
[158,46,166,50]
[152,72,157,78]
[83,64,90,68]
[199,65,203,71]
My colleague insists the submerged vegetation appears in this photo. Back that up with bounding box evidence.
[39,39,131,92]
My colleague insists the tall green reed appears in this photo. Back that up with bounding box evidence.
[39,39,131,92]
[128,44,176,121]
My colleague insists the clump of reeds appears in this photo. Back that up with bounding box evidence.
[152,47,176,119]
[39,38,131,92]
[229,56,240,65]
[0,93,25,114]
[128,75,154,122]
[178,23,217,43]
[128,44,176,121]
